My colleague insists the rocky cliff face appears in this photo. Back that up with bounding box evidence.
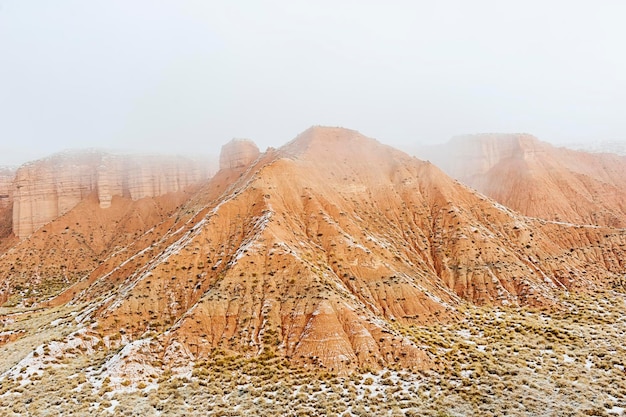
[12,152,101,239]
[426,133,540,180]
[11,152,214,238]
[419,134,626,227]
[219,139,260,170]
[96,154,212,207]
[0,168,15,240]
[0,169,14,207]
[1,128,625,380]
[32,127,624,374]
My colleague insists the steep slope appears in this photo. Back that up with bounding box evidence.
[419,133,626,227]
[0,168,15,251]
[42,127,625,376]
[12,151,213,238]
[0,191,201,307]
[0,151,215,306]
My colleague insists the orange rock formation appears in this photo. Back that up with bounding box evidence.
[219,139,260,170]
[0,168,15,244]
[419,133,626,227]
[1,127,625,375]
[11,151,213,238]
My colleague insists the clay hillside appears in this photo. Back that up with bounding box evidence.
[0,151,215,305]
[418,133,626,227]
[1,127,624,383]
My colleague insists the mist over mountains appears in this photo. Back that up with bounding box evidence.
[0,126,625,415]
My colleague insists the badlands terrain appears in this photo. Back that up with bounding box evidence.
[419,134,626,228]
[0,127,625,416]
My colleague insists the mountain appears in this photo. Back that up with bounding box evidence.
[0,151,215,306]
[10,151,214,239]
[1,127,622,384]
[418,133,626,227]
[0,128,624,416]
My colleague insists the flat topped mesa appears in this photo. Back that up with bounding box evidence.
[219,139,260,170]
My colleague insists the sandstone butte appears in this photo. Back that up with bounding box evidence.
[0,127,625,377]
[418,133,626,228]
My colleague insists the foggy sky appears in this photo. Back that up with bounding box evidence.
[1,1,625,166]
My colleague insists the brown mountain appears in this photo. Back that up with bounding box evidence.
[418,133,626,227]
[11,151,214,239]
[0,127,625,383]
[0,127,620,378]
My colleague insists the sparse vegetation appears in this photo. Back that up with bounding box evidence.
[1,290,624,416]
[1,131,626,416]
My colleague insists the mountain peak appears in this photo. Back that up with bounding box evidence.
[280,126,400,163]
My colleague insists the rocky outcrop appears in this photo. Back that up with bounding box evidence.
[49,127,624,374]
[2,128,626,379]
[219,139,260,170]
[0,169,14,208]
[0,169,15,240]
[425,133,541,180]
[419,133,626,227]
[12,152,101,239]
[11,152,214,238]
[96,154,212,208]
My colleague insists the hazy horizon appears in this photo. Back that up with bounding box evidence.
[1,1,625,166]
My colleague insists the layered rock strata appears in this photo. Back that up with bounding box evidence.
[0,169,14,207]
[11,152,213,239]
[419,134,626,227]
[47,127,626,373]
[2,128,625,378]
[0,168,15,239]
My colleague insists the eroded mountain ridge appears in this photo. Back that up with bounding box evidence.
[0,128,625,379]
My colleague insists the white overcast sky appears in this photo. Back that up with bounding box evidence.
[1,1,625,166]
